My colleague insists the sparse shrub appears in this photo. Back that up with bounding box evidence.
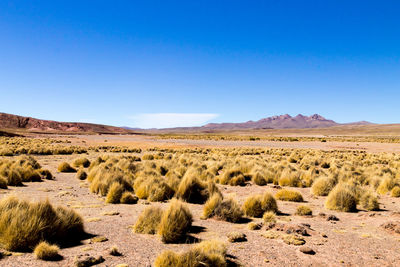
[360,190,379,211]
[391,186,400,197]
[158,199,193,243]
[311,176,336,196]
[263,211,276,223]
[34,241,60,261]
[57,162,76,173]
[154,240,227,267]
[76,169,87,180]
[248,222,263,230]
[133,206,163,234]
[295,205,312,216]
[325,184,357,212]
[275,189,304,202]
[134,175,174,202]
[73,158,90,168]
[120,192,138,204]
[105,182,124,204]
[0,196,84,251]
[243,192,278,217]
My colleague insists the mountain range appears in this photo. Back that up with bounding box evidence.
[0,112,373,133]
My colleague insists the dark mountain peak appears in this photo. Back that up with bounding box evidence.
[309,114,326,120]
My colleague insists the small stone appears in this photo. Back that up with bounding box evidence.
[300,247,315,255]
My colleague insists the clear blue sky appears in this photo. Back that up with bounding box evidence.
[0,1,399,128]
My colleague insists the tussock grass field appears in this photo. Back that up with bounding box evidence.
[0,134,400,266]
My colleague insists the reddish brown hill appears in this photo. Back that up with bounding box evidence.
[0,112,131,134]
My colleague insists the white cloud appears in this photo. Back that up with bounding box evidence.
[129,113,219,129]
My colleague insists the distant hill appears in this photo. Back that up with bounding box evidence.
[147,114,375,132]
[201,114,339,130]
[0,112,131,134]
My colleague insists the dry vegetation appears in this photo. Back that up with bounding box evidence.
[1,134,400,265]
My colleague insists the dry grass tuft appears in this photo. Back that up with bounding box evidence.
[34,241,60,261]
[325,184,357,212]
[154,240,227,267]
[203,194,243,223]
[73,158,90,168]
[391,186,400,197]
[311,176,336,196]
[133,206,163,234]
[360,190,379,211]
[295,205,312,216]
[275,189,304,202]
[105,182,124,204]
[0,196,84,251]
[120,192,138,204]
[263,211,277,223]
[158,199,193,243]
[243,192,278,217]
[57,162,76,173]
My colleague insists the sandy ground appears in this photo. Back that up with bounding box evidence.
[1,137,400,266]
[66,134,400,154]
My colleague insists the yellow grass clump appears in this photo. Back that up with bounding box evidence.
[57,162,76,173]
[34,241,60,261]
[120,192,138,204]
[311,176,336,196]
[359,190,379,211]
[275,189,304,202]
[76,168,87,180]
[243,192,278,217]
[295,205,312,216]
[154,240,227,267]
[105,182,125,204]
[133,206,163,234]
[202,194,243,223]
[73,157,90,168]
[325,184,357,212]
[158,199,193,243]
[0,196,85,251]
[391,186,400,197]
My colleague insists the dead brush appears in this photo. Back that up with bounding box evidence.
[0,196,85,251]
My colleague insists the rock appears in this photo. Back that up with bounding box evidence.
[227,232,247,242]
[74,255,105,267]
[300,247,316,255]
[381,222,400,234]
[327,215,339,221]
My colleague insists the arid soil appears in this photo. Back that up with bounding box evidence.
[1,136,400,266]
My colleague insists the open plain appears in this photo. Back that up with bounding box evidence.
[1,133,400,266]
